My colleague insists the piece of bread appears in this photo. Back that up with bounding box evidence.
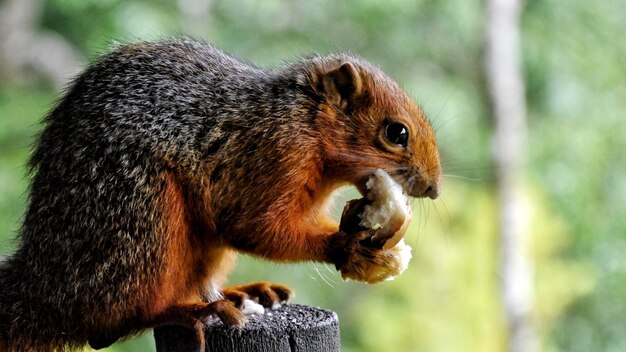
[359,169,412,249]
[337,169,413,283]
[382,238,412,281]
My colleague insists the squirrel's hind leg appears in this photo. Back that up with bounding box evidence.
[88,300,244,351]
[222,281,292,310]
[148,300,245,352]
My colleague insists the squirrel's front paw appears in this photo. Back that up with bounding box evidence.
[335,231,412,284]
[222,282,292,314]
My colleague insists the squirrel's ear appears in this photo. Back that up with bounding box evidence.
[317,62,363,111]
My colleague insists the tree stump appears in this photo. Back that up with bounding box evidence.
[154,304,340,352]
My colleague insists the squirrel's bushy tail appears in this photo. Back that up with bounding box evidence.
[0,257,8,350]
[0,256,79,352]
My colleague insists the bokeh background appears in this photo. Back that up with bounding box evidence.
[0,0,624,351]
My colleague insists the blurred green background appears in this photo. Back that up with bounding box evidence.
[0,0,624,351]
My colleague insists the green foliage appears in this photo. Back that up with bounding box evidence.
[0,86,54,253]
[0,0,624,351]
[523,1,626,350]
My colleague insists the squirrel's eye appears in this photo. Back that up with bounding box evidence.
[385,122,408,147]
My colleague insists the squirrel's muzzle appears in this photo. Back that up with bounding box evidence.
[408,177,442,199]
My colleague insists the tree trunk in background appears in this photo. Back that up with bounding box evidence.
[484,0,537,352]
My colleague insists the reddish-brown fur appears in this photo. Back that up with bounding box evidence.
[148,173,229,314]
[143,59,441,328]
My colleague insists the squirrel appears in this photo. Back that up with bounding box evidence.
[0,39,442,351]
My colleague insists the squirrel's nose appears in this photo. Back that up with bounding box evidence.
[420,180,441,199]
[407,176,442,199]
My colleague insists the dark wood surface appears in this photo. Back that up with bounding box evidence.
[154,304,340,352]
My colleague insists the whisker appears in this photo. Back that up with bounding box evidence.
[438,197,451,223]
[431,199,444,223]
[409,174,417,192]
[441,158,490,167]
[323,263,335,275]
[318,266,336,287]
[415,198,424,240]
[443,174,481,182]
[313,264,334,288]
[422,199,429,235]
[434,117,455,134]
[426,89,455,132]
[387,167,409,173]
[436,198,452,248]
[306,266,321,284]
[431,200,448,243]
[442,166,494,173]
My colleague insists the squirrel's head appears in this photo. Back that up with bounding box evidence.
[302,55,442,199]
